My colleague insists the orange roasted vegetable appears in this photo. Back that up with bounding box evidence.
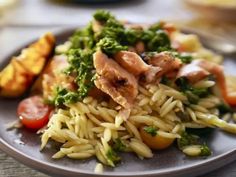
[140,126,175,150]
[0,32,55,97]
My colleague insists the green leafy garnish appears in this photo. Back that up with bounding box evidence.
[200,144,212,156]
[106,148,121,166]
[70,23,95,50]
[217,103,233,115]
[67,49,95,97]
[93,10,115,23]
[144,126,157,136]
[177,132,199,150]
[172,52,193,64]
[176,77,209,104]
[178,132,212,157]
[142,29,171,52]
[113,138,126,152]
[96,37,128,55]
[123,28,143,45]
[98,19,125,40]
[148,22,162,32]
[53,87,79,106]
[160,76,171,86]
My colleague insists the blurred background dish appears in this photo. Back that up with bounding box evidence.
[52,0,126,3]
[184,0,236,22]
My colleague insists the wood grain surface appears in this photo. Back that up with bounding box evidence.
[1,149,236,177]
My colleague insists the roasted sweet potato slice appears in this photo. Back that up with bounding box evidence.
[0,32,55,97]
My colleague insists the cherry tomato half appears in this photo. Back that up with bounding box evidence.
[17,96,51,130]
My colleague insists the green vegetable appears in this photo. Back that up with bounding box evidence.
[144,126,157,137]
[172,52,193,64]
[113,138,126,152]
[177,132,199,150]
[106,148,121,166]
[70,23,95,50]
[123,28,143,45]
[178,132,212,157]
[98,25,124,42]
[53,87,79,106]
[178,53,193,64]
[67,49,95,97]
[200,144,212,156]
[149,22,162,32]
[160,76,171,86]
[96,37,128,55]
[93,10,115,23]
[142,29,171,52]
[176,77,209,104]
[217,103,233,115]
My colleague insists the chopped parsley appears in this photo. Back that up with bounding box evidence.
[141,29,171,52]
[106,148,121,166]
[176,77,209,104]
[172,52,193,64]
[200,144,212,156]
[217,103,233,115]
[149,22,163,32]
[144,126,157,136]
[67,49,95,97]
[113,138,126,152]
[178,132,211,157]
[177,132,199,150]
[96,37,128,55]
[70,23,95,50]
[93,10,115,23]
[53,87,79,106]
[160,76,171,86]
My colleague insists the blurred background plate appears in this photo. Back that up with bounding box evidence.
[57,0,126,3]
[183,0,236,22]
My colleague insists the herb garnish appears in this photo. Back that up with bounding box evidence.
[144,126,157,136]
[178,132,211,157]
[106,148,121,166]
[176,77,209,104]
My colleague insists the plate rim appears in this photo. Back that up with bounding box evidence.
[1,135,236,177]
[1,28,236,177]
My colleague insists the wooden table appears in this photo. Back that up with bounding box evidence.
[0,0,236,176]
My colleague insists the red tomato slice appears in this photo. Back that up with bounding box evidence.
[17,95,51,130]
